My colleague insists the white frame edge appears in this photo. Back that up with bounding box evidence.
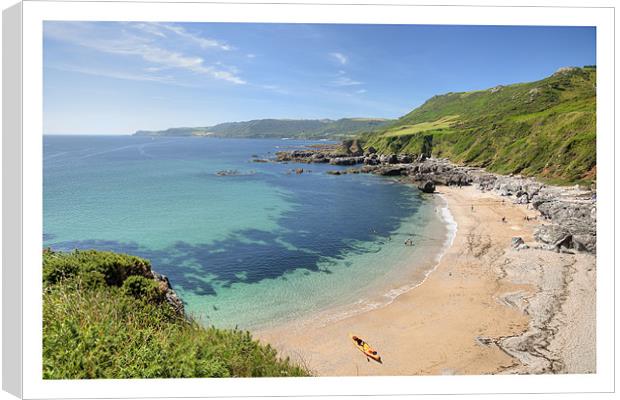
[2,2,23,399]
[5,1,616,398]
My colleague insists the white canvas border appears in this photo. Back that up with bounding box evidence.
[2,2,23,398]
[14,1,615,398]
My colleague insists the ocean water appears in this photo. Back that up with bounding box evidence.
[43,136,452,329]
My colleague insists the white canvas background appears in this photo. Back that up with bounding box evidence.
[0,1,617,399]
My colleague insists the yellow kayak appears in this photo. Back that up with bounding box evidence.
[350,334,382,364]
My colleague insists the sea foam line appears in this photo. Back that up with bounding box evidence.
[374,194,457,304]
[315,195,458,327]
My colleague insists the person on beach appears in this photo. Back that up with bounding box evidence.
[501,217,506,223]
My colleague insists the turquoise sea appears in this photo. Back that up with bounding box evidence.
[43,136,453,329]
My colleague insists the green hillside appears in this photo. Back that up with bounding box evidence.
[362,66,596,185]
[43,250,309,379]
[134,118,392,139]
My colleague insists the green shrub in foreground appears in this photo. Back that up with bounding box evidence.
[43,250,310,379]
[43,249,152,287]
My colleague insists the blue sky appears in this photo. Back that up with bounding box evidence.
[43,22,595,135]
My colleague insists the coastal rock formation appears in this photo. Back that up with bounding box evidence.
[153,272,186,316]
[329,157,364,166]
[472,173,596,252]
[533,225,572,250]
[342,139,364,156]
[530,187,596,252]
[380,154,399,164]
[375,166,408,176]
[364,146,377,155]
[273,145,596,254]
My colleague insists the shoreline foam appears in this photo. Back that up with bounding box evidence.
[369,194,457,307]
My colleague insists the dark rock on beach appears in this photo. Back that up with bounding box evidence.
[418,180,436,193]
[511,237,529,250]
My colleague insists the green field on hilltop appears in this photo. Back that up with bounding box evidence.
[382,115,460,138]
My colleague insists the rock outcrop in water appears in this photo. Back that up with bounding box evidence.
[273,145,596,254]
[216,169,256,177]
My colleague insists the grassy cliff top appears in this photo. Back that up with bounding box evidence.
[362,66,596,185]
[42,249,310,379]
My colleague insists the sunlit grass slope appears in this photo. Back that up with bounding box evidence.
[362,66,596,185]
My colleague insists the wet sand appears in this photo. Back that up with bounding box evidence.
[256,185,596,376]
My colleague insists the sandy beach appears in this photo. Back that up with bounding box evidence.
[256,185,596,376]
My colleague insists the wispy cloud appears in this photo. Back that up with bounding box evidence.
[130,22,168,38]
[330,52,348,65]
[331,76,363,87]
[49,64,175,84]
[356,89,367,94]
[149,23,232,51]
[44,22,245,85]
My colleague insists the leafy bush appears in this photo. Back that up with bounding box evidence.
[122,275,166,304]
[42,256,80,284]
[43,249,153,287]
